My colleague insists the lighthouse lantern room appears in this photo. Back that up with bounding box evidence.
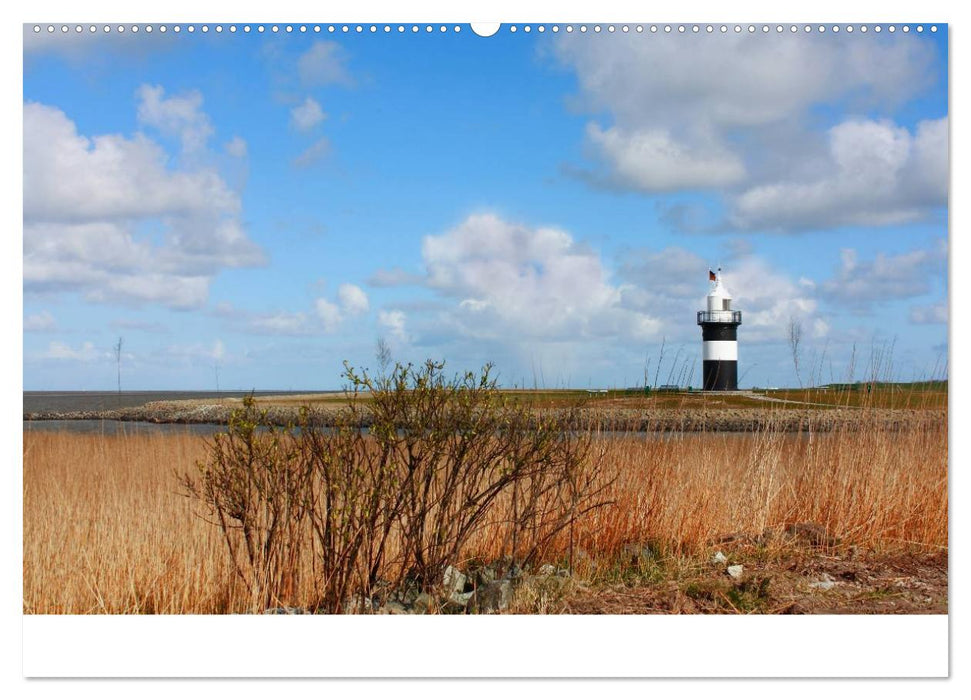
[697,268,742,391]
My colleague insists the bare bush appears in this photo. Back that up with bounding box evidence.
[181,360,611,612]
[179,396,313,611]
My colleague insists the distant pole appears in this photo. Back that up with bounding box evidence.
[114,337,123,395]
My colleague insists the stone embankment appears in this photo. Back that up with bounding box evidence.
[24,398,945,433]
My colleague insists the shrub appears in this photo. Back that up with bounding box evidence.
[181,360,612,612]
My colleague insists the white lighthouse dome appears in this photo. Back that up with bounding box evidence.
[707,275,733,312]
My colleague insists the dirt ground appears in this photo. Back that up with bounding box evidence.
[555,548,947,614]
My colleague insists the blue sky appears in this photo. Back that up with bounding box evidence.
[22,24,949,391]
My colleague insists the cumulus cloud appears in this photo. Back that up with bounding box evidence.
[315,298,343,333]
[910,303,948,325]
[297,41,353,87]
[246,311,313,336]
[585,124,745,191]
[378,309,409,342]
[290,97,326,131]
[216,283,369,337]
[40,340,101,362]
[136,84,214,155]
[158,340,228,364]
[732,118,948,230]
[617,246,823,344]
[819,239,947,306]
[24,310,56,332]
[551,31,945,230]
[224,136,248,158]
[23,91,265,310]
[338,283,370,315]
[417,213,661,343]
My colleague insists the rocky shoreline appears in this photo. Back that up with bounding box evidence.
[23,400,946,433]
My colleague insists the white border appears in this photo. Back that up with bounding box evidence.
[23,615,948,678]
[9,0,961,687]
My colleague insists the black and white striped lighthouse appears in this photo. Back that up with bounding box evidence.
[697,268,742,391]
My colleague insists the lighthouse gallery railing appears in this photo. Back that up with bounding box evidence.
[697,310,742,324]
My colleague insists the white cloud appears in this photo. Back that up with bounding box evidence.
[293,137,331,168]
[338,283,370,315]
[419,213,661,342]
[23,93,265,310]
[732,118,948,230]
[820,239,947,305]
[24,310,56,332]
[552,32,945,229]
[136,84,214,155]
[225,136,248,158]
[910,303,948,325]
[585,123,745,191]
[297,41,353,87]
[378,310,409,343]
[246,311,312,336]
[719,258,822,343]
[41,340,101,362]
[290,97,326,131]
[158,340,230,365]
[315,298,343,332]
[617,247,823,344]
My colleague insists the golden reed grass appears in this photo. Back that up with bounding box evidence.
[23,417,946,613]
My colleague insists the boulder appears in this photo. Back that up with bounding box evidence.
[711,551,728,565]
[443,565,468,594]
[469,579,513,614]
[726,564,744,580]
[443,590,474,614]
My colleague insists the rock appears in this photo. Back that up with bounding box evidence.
[473,564,500,587]
[412,592,437,613]
[443,565,468,594]
[469,579,513,613]
[263,606,308,614]
[712,551,728,565]
[378,601,411,615]
[443,590,474,614]
[342,595,376,614]
[809,572,837,591]
[726,564,744,580]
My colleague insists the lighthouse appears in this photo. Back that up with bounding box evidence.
[697,268,742,391]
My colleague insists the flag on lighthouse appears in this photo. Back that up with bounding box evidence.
[709,269,717,282]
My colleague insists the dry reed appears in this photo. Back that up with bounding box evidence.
[23,411,946,613]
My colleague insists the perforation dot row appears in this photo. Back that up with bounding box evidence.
[31,24,940,35]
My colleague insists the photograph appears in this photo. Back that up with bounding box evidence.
[22,19,948,626]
